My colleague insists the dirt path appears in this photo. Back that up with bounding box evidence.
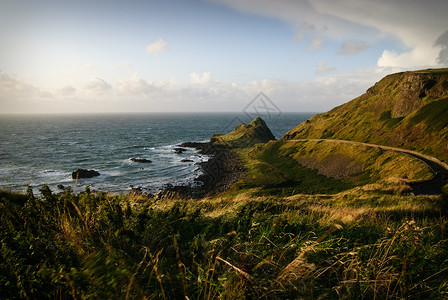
[288,139,448,195]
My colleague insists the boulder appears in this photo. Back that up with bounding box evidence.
[72,169,100,179]
[181,159,194,162]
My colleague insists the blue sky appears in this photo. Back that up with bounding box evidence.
[1,0,447,113]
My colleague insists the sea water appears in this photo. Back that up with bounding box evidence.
[0,112,313,194]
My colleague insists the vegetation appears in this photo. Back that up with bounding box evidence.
[230,138,432,197]
[283,69,448,162]
[233,141,355,195]
[2,184,448,299]
[211,117,275,148]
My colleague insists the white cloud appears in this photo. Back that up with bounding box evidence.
[208,0,448,68]
[118,61,133,68]
[59,85,76,95]
[206,0,375,40]
[82,64,95,71]
[309,0,448,67]
[309,37,325,50]
[434,30,448,65]
[74,64,96,71]
[0,72,52,98]
[190,72,212,84]
[116,74,164,96]
[295,22,316,41]
[86,78,112,93]
[377,46,440,68]
[316,61,335,74]
[0,71,55,113]
[146,38,169,55]
[338,41,369,55]
[0,67,405,114]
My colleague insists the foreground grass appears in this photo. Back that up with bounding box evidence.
[1,186,448,299]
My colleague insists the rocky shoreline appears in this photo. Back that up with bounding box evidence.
[150,117,275,199]
[156,142,245,198]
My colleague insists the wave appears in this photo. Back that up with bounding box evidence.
[37,169,69,179]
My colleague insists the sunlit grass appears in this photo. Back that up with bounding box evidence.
[1,186,448,298]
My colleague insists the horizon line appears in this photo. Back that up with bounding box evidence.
[0,111,321,116]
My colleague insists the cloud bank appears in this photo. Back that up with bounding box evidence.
[0,68,389,114]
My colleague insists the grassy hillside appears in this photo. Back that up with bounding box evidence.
[285,140,433,183]
[283,69,448,162]
[232,139,432,197]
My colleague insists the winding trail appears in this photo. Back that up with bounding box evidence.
[287,139,448,195]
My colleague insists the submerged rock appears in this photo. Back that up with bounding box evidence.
[174,147,187,154]
[130,158,152,163]
[72,169,100,179]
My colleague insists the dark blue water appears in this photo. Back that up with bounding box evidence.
[0,113,313,194]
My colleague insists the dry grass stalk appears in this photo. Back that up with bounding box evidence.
[276,224,342,288]
[173,235,188,299]
[216,256,254,283]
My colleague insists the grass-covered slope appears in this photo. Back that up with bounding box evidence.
[284,140,432,184]
[211,117,275,148]
[283,69,448,162]
[234,141,354,196]
[234,139,432,196]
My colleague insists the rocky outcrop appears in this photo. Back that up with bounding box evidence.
[211,117,275,148]
[72,169,100,179]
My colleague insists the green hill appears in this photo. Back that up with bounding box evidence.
[211,116,275,148]
[282,69,448,162]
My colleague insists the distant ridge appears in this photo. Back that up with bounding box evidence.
[282,69,448,162]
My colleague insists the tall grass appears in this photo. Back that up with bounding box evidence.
[1,187,448,299]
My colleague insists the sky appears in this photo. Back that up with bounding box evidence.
[1,0,448,114]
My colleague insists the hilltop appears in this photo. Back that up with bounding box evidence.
[210,116,275,148]
[282,69,448,162]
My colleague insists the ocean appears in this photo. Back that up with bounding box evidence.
[0,112,314,195]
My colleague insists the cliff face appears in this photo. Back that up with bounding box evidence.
[211,117,275,148]
[282,69,448,162]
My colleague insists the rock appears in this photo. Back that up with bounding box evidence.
[181,159,194,162]
[57,184,65,190]
[210,117,276,148]
[72,169,100,179]
[179,142,203,148]
[174,147,187,154]
[130,186,142,194]
[130,158,152,163]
